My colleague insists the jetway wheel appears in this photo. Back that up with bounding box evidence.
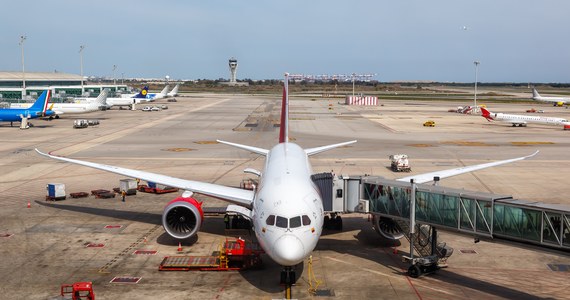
[408,265,421,278]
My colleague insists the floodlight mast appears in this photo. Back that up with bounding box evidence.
[79,45,86,94]
[19,35,27,94]
[474,61,480,110]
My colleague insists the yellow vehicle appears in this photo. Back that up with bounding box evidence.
[423,120,435,127]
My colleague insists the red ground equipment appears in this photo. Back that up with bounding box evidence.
[60,282,95,300]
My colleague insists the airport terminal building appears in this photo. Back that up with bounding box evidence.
[0,71,128,100]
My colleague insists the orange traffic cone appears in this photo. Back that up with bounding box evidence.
[143,236,148,244]
[27,201,31,208]
[177,242,182,252]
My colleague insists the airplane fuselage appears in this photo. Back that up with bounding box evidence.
[252,142,323,266]
[490,112,568,126]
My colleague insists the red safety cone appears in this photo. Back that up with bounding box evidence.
[144,236,148,244]
[27,201,31,208]
[177,242,182,252]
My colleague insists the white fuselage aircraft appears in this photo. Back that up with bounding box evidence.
[12,89,108,117]
[481,107,569,127]
[36,74,538,284]
[532,88,570,106]
[147,85,169,100]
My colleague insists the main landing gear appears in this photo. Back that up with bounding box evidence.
[323,213,343,230]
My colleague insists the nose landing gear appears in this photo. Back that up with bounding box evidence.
[280,266,296,299]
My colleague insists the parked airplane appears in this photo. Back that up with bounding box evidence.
[147,85,169,100]
[481,107,570,128]
[532,88,570,106]
[120,86,151,101]
[36,74,539,284]
[12,89,109,118]
[0,90,54,127]
[167,84,179,97]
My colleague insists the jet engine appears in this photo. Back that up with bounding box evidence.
[162,196,204,239]
[373,215,404,240]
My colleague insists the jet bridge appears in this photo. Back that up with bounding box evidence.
[358,176,570,252]
[314,173,570,251]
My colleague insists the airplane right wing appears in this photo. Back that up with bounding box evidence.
[397,151,539,184]
[35,149,254,208]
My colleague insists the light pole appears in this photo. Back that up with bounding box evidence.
[474,61,480,110]
[352,73,356,99]
[121,72,124,85]
[19,35,27,96]
[79,45,85,94]
[112,65,117,85]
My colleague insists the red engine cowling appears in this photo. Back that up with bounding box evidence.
[162,196,204,239]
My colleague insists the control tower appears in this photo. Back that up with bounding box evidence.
[228,58,238,84]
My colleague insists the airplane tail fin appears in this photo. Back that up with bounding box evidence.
[160,85,169,96]
[96,89,109,105]
[168,84,179,96]
[279,73,289,143]
[133,86,149,99]
[532,88,540,98]
[29,90,50,114]
[480,107,493,121]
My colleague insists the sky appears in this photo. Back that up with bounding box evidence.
[1,0,569,82]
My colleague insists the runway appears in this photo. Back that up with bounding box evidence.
[1,92,569,299]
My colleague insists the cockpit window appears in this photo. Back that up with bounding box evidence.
[266,215,275,226]
[289,216,301,228]
[302,215,311,226]
[276,216,288,228]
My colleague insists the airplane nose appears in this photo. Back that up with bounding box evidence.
[272,234,305,266]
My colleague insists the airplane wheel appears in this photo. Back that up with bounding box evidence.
[289,271,296,284]
[324,216,330,229]
[408,265,421,278]
[280,270,287,284]
[336,216,343,230]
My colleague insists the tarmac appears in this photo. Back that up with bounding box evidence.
[1,92,570,299]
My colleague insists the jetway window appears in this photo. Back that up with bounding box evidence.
[266,215,275,226]
[543,212,563,245]
[302,215,311,226]
[494,204,540,242]
[290,216,301,228]
[276,216,288,228]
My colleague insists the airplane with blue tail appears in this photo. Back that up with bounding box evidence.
[0,90,54,127]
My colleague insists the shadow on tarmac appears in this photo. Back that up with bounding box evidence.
[34,201,545,298]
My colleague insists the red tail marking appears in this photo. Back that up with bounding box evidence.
[480,107,493,121]
[279,74,289,143]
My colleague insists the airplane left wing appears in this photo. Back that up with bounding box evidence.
[397,151,539,184]
[35,149,254,208]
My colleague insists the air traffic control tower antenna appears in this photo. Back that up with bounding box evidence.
[229,58,238,84]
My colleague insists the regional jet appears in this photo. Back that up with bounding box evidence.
[532,88,570,106]
[481,107,570,128]
[0,90,54,127]
[36,73,538,284]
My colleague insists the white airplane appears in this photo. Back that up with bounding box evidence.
[532,88,570,106]
[147,85,169,100]
[12,89,108,118]
[36,73,539,284]
[481,107,570,128]
[167,84,179,97]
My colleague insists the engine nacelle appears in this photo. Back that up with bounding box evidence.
[162,196,204,239]
[373,215,404,240]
